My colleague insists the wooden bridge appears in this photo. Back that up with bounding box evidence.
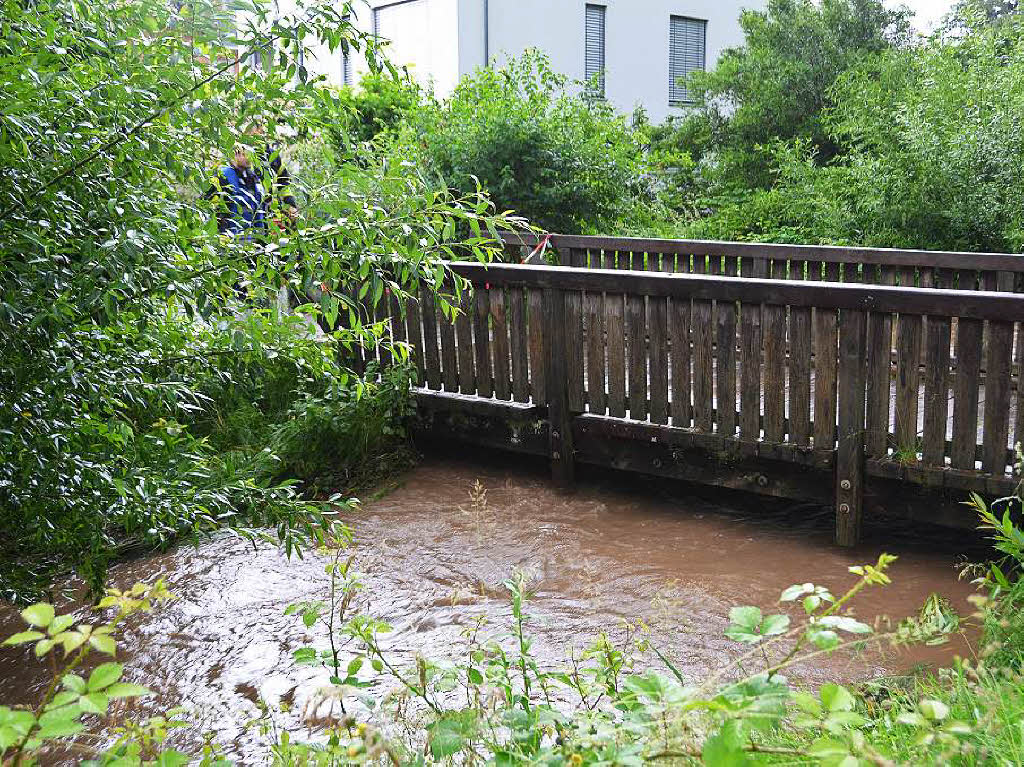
[392,233,1024,546]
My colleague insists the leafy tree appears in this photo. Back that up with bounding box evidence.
[0,0,515,601]
[680,0,911,188]
[685,13,1024,252]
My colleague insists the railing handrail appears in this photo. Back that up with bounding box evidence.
[451,261,1024,322]
[499,231,1024,273]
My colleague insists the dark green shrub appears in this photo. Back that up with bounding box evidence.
[414,50,649,234]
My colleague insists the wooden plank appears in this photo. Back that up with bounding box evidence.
[763,304,787,442]
[692,299,714,431]
[670,296,692,428]
[456,288,476,394]
[893,311,923,457]
[490,288,511,400]
[739,301,762,440]
[865,267,896,456]
[448,262,1024,322]
[474,286,493,398]
[716,298,737,436]
[748,256,769,279]
[814,308,839,451]
[566,250,586,411]
[509,287,530,402]
[951,318,983,469]
[982,321,1014,474]
[789,306,812,446]
[566,289,586,410]
[544,287,574,487]
[419,288,443,390]
[438,294,458,391]
[406,295,426,386]
[586,289,607,415]
[527,288,546,404]
[835,309,868,546]
[500,232,1024,275]
[606,292,627,418]
[921,316,952,467]
[627,293,647,420]
[649,295,669,424]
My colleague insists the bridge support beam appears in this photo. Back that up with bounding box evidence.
[836,308,868,546]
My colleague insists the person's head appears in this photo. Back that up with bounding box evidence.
[232,145,251,170]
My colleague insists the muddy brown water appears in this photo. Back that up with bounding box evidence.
[0,454,985,763]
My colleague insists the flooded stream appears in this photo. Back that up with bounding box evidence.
[0,454,984,763]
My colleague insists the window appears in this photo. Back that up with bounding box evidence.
[584,4,606,99]
[669,16,706,105]
[341,13,352,85]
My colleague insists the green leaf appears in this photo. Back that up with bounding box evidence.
[48,615,75,636]
[702,720,751,767]
[896,711,929,727]
[21,603,55,628]
[761,614,790,637]
[34,719,84,739]
[818,616,871,634]
[78,693,109,715]
[105,683,153,699]
[807,627,840,650]
[780,583,813,601]
[919,699,949,721]
[62,674,86,694]
[725,606,765,643]
[728,606,762,630]
[88,634,117,655]
[820,683,855,712]
[428,718,466,759]
[2,630,44,645]
[87,662,123,691]
[155,750,192,766]
[791,690,822,716]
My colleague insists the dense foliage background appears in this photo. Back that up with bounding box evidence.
[0,0,514,602]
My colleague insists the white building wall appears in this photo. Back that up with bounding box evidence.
[302,0,757,122]
[482,0,754,123]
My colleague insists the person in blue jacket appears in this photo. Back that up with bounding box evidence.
[205,142,297,241]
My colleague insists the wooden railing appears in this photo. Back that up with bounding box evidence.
[499,233,1024,292]
[397,259,1024,545]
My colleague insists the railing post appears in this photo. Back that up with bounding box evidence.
[544,286,575,488]
[836,308,868,546]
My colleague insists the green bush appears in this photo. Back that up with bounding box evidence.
[414,50,651,234]
[320,71,425,150]
[679,0,912,190]
[684,14,1024,251]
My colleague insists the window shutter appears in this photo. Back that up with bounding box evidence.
[585,4,606,99]
[669,16,706,105]
[342,13,352,85]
